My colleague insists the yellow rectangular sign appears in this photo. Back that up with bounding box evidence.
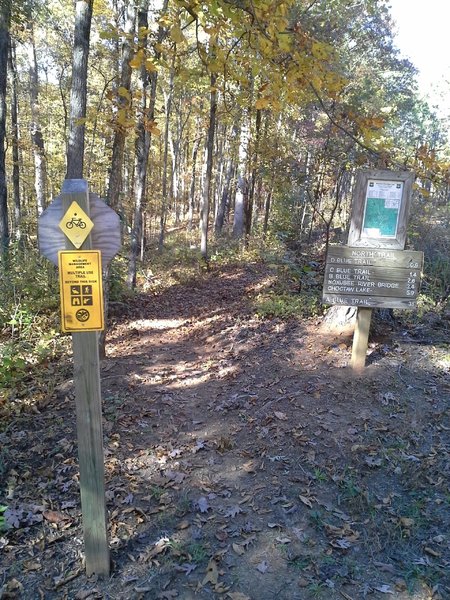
[58,250,104,332]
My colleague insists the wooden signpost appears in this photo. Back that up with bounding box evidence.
[322,169,423,371]
[323,246,423,309]
[38,179,121,576]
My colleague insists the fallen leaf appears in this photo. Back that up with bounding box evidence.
[196,497,210,513]
[256,560,269,573]
[365,456,382,467]
[202,559,219,586]
[224,505,242,518]
[43,510,71,524]
[232,543,245,556]
[275,537,291,544]
[299,495,313,508]
[274,411,287,420]
[374,584,394,594]
[227,593,251,600]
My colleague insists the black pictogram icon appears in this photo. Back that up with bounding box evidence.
[70,284,94,313]
[76,308,90,322]
[66,213,86,229]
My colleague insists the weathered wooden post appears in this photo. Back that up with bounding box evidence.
[60,179,109,576]
[322,169,422,371]
[38,179,121,576]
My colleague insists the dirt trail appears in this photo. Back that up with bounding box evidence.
[0,263,449,599]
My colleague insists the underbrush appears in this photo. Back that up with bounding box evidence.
[139,230,324,320]
[0,248,68,413]
[409,203,450,314]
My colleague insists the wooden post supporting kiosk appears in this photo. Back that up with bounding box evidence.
[322,169,422,371]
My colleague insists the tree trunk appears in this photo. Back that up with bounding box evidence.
[100,1,136,357]
[200,72,217,261]
[0,0,11,258]
[128,0,150,288]
[66,0,93,179]
[106,1,135,212]
[28,25,47,215]
[159,60,175,251]
[8,38,21,243]
[233,113,249,239]
[245,108,261,238]
[188,131,201,230]
[127,0,168,288]
[263,184,273,237]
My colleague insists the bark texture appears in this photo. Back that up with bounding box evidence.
[66,0,94,179]
[0,0,11,256]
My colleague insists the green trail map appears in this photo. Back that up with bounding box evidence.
[362,180,402,237]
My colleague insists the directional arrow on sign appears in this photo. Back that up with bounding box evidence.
[39,191,121,268]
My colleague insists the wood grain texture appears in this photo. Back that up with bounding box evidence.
[62,179,110,576]
[348,169,414,249]
[325,246,423,269]
[351,307,372,371]
[39,192,121,268]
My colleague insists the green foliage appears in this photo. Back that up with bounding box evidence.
[0,505,7,533]
[408,204,450,312]
[0,247,66,400]
[109,255,133,302]
[254,290,319,319]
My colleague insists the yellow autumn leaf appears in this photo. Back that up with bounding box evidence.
[311,40,330,60]
[129,49,144,69]
[255,97,270,110]
[277,33,292,52]
[116,109,134,128]
[145,58,158,72]
[208,60,223,73]
[170,24,185,44]
[117,86,131,100]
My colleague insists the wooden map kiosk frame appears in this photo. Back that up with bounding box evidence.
[348,169,414,250]
[328,169,416,371]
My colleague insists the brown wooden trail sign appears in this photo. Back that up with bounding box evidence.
[323,246,424,309]
[38,179,117,576]
[322,169,420,371]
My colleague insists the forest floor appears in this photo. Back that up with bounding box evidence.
[1,260,449,600]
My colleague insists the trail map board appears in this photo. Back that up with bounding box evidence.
[362,180,403,238]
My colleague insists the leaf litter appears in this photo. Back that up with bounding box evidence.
[0,263,449,599]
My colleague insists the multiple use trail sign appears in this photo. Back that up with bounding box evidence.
[58,250,104,332]
[38,179,120,576]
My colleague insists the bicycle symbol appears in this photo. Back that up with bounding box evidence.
[76,308,90,322]
[66,214,86,229]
